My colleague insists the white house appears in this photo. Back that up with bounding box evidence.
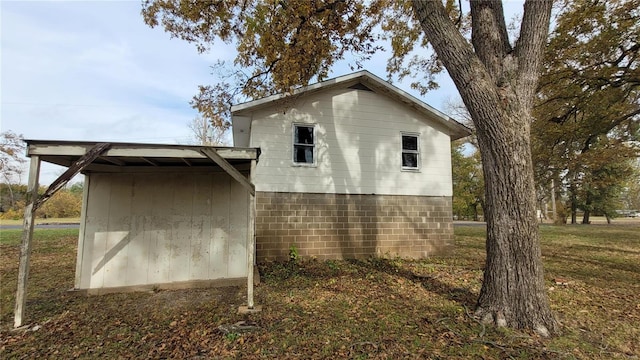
[231,71,470,261]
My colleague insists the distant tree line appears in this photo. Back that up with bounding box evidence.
[0,182,83,220]
[1,130,84,220]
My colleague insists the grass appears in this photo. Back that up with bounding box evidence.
[1,225,639,359]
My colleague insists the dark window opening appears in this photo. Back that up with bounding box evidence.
[294,125,315,164]
[401,134,419,169]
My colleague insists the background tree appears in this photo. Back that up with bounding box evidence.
[621,160,640,210]
[142,0,557,335]
[0,131,27,210]
[451,142,484,221]
[532,0,640,224]
[36,187,82,219]
[188,116,228,146]
[446,100,485,221]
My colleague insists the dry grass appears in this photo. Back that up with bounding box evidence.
[1,225,639,359]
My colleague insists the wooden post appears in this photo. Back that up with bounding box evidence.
[14,156,40,328]
[247,159,257,309]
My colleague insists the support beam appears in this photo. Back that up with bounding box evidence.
[14,156,41,328]
[200,148,255,196]
[140,157,158,166]
[35,143,111,209]
[100,156,125,166]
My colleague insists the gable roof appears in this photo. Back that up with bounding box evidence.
[231,70,472,146]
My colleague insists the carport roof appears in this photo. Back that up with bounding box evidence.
[25,139,260,172]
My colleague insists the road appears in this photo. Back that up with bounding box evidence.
[0,223,80,230]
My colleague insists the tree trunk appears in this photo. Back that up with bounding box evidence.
[551,179,557,222]
[570,189,577,224]
[582,195,591,224]
[474,114,556,334]
[7,183,15,207]
[411,0,557,335]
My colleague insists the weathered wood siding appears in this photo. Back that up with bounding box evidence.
[248,88,453,196]
[76,172,249,290]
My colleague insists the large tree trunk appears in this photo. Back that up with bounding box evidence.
[411,0,557,335]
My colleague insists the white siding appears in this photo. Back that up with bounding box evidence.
[77,172,249,290]
[249,88,453,196]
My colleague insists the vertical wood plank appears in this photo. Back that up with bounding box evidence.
[14,155,40,328]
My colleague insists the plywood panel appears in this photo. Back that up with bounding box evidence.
[148,174,174,284]
[81,174,112,289]
[102,174,133,288]
[79,171,250,290]
[228,178,248,277]
[127,173,153,286]
[190,173,213,280]
[170,176,194,283]
[210,174,230,278]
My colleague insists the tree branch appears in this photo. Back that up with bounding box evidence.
[469,0,512,78]
[514,0,552,107]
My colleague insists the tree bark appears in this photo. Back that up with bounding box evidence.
[411,0,557,335]
[582,195,591,224]
[570,189,577,224]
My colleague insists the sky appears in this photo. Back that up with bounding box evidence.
[1,1,524,185]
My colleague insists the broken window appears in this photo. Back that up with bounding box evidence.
[293,125,315,164]
[401,133,419,170]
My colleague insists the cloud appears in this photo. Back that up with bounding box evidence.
[1,1,234,146]
[0,1,237,184]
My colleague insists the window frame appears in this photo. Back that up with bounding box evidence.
[292,123,317,166]
[401,132,421,171]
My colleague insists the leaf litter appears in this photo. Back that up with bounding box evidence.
[1,225,639,359]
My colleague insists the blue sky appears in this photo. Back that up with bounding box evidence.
[1,1,524,184]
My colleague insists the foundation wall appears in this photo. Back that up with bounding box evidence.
[255,192,453,261]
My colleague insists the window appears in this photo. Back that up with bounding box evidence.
[293,124,315,165]
[401,133,419,170]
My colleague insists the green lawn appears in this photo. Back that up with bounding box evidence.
[1,225,638,359]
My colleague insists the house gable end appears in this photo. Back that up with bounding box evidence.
[231,71,471,145]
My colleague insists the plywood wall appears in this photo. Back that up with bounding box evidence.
[76,172,249,290]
